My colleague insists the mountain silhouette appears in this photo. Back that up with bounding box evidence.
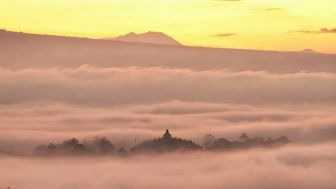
[1,29,336,73]
[103,31,182,46]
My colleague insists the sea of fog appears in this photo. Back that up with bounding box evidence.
[0,66,335,189]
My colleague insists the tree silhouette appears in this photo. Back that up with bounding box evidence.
[203,134,215,149]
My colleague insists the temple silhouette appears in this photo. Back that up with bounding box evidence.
[163,129,172,139]
[130,129,202,153]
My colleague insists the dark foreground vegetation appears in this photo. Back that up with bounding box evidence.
[203,133,289,151]
[34,130,289,156]
[35,137,117,156]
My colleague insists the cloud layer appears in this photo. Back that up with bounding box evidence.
[0,65,335,153]
[0,66,335,106]
[0,101,335,153]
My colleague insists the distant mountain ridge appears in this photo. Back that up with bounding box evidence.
[0,29,336,73]
[103,31,182,46]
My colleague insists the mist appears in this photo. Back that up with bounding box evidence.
[0,66,335,106]
[1,143,335,189]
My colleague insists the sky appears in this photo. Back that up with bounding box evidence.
[0,0,335,53]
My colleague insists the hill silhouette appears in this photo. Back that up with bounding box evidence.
[104,31,182,46]
[204,133,290,151]
[35,137,116,156]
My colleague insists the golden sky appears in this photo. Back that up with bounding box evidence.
[1,0,335,53]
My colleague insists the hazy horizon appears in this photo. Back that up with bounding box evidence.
[1,28,336,55]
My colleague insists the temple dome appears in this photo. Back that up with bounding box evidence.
[163,129,172,139]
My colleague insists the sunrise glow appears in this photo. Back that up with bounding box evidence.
[1,0,336,53]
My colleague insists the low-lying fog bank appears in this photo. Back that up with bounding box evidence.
[0,143,335,189]
[0,101,335,153]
